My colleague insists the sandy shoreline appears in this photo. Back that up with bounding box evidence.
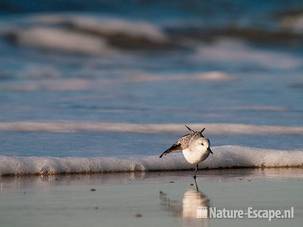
[0,169,302,227]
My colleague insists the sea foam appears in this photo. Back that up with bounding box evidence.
[1,146,302,176]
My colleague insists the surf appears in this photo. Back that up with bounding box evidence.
[1,145,303,176]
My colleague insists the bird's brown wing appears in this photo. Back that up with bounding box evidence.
[159,134,191,158]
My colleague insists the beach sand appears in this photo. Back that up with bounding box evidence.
[0,169,302,227]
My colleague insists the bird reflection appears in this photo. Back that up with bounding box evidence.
[160,183,210,227]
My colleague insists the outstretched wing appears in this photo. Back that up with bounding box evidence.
[159,134,191,158]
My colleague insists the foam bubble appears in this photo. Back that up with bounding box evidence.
[0,146,302,176]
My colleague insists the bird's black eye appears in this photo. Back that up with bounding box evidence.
[201,143,204,146]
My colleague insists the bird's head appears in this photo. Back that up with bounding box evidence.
[193,137,213,154]
[185,125,213,154]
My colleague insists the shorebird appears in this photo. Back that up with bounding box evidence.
[159,125,213,180]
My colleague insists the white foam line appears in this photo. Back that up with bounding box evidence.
[0,146,302,176]
[0,121,302,135]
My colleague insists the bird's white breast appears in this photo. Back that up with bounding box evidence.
[182,148,209,165]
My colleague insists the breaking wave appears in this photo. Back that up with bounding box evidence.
[29,14,167,41]
[3,15,173,53]
[5,27,115,55]
[0,146,302,176]
[3,13,303,55]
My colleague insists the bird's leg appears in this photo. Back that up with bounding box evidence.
[194,164,199,192]
[193,164,199,191]
[193,164,198,180]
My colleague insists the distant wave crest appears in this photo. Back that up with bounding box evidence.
[0,121,302,135]
[3,15,172,54]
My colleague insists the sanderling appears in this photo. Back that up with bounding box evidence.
[159,125,213,179]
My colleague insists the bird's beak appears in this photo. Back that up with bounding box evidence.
[207,147,213,154]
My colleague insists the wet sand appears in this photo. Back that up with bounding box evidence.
[0,169,302,227]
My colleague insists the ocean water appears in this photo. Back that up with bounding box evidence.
[0,0,303,175]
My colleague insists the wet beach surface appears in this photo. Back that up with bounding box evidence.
[0,169,303,227]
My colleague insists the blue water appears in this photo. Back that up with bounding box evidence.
[0,0,303,158]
